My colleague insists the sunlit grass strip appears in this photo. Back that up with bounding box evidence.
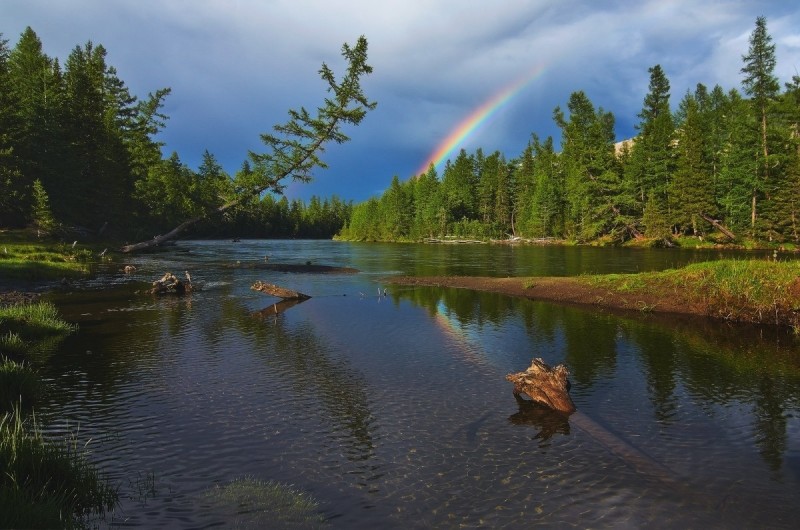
[0,302,77,338]
[582,259,800,329]
[205,476,326,527]
[0,258,89,281]
[0,409,119,529]
[0,236,95,281]
[0,360,41,412]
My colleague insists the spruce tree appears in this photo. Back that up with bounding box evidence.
[741,16,780,231]
[554,91,618,240]
[0,34,27,227]
[628,65,675,215]
[642,195,671,244]
[670,92,715,235]
[31,178,56,232]
[528,135,562,237]
[412,164,442,239]
[7,27,62,223]
[718,89,759,233]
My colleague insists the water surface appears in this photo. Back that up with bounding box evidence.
[39,241,800,528]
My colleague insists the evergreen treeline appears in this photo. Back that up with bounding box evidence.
[340,17,800,245]
[199,193,352,239]
[0,27,351,240]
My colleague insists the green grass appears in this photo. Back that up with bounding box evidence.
[204,476,326,528]
[0,408,119,529]
[0,230,99,281]
[0,359,41,412]
[0,331,28,356]
[0,301,78,338]
[583,259,800,329]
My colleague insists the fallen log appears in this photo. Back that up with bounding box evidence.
[251,281,311,300]
[506,357,576,414]
[700,213,736,240]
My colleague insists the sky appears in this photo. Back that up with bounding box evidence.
[3,1,800,203]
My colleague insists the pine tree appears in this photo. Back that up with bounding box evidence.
[0,34,27,227]
[670,92,715,235]
[493,153,513,234]
[627,65,675,214]
[31,178,56,232]
[441,149,476,224]
[718,89,759,233]
[527,135,563,237]
[741,16,780,231]
[411,164,442,239]
[763,74,800,241]
[380,175,413,239]
[512,140,536,235]
[7,27,63,223]
[642,195,671,244]
[554,91,619,240]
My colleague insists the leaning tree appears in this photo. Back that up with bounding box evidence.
[121,36,376,253]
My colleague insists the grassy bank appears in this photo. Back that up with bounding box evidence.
[0,229,101,284]
[0,301,77,409]
[0,295,118,526]
[581,259,800,330]
[0,409,119,529]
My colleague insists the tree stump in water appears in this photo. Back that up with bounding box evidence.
[251,281,311,300]
[506,358,576,415]
[150,272,191,295]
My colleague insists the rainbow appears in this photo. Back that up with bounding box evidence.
[416,63,547,177]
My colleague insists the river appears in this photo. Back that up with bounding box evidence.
[38,240,800,528]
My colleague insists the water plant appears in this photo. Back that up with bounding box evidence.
[0,408,119,528]
[0,330,27,357]
[204,476,326,528]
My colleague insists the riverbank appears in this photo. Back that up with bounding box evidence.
[387,259,800,330]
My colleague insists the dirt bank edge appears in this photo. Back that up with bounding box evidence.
[385,275,701,318]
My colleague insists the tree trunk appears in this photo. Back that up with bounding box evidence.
[121,199,241,253]
[699,212,736,240]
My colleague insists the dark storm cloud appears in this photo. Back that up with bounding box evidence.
[3,0,799,201]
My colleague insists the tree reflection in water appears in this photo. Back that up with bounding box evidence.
[392,284,800,474]
[508,394,571,442]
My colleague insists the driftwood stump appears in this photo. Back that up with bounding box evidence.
[150,272,191,295]
[506,358,576,415]
[251,281,311,300]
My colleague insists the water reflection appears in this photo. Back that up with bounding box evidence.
[252,298,308,319]
[392,284,800,476]
[508,394,571,442]
[210,291,378,470]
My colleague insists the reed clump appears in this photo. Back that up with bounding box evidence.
[0,360,41,412]
[0,408,119,529]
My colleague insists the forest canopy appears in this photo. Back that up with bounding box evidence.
[0,27,368,241]
[339,17,800,246]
